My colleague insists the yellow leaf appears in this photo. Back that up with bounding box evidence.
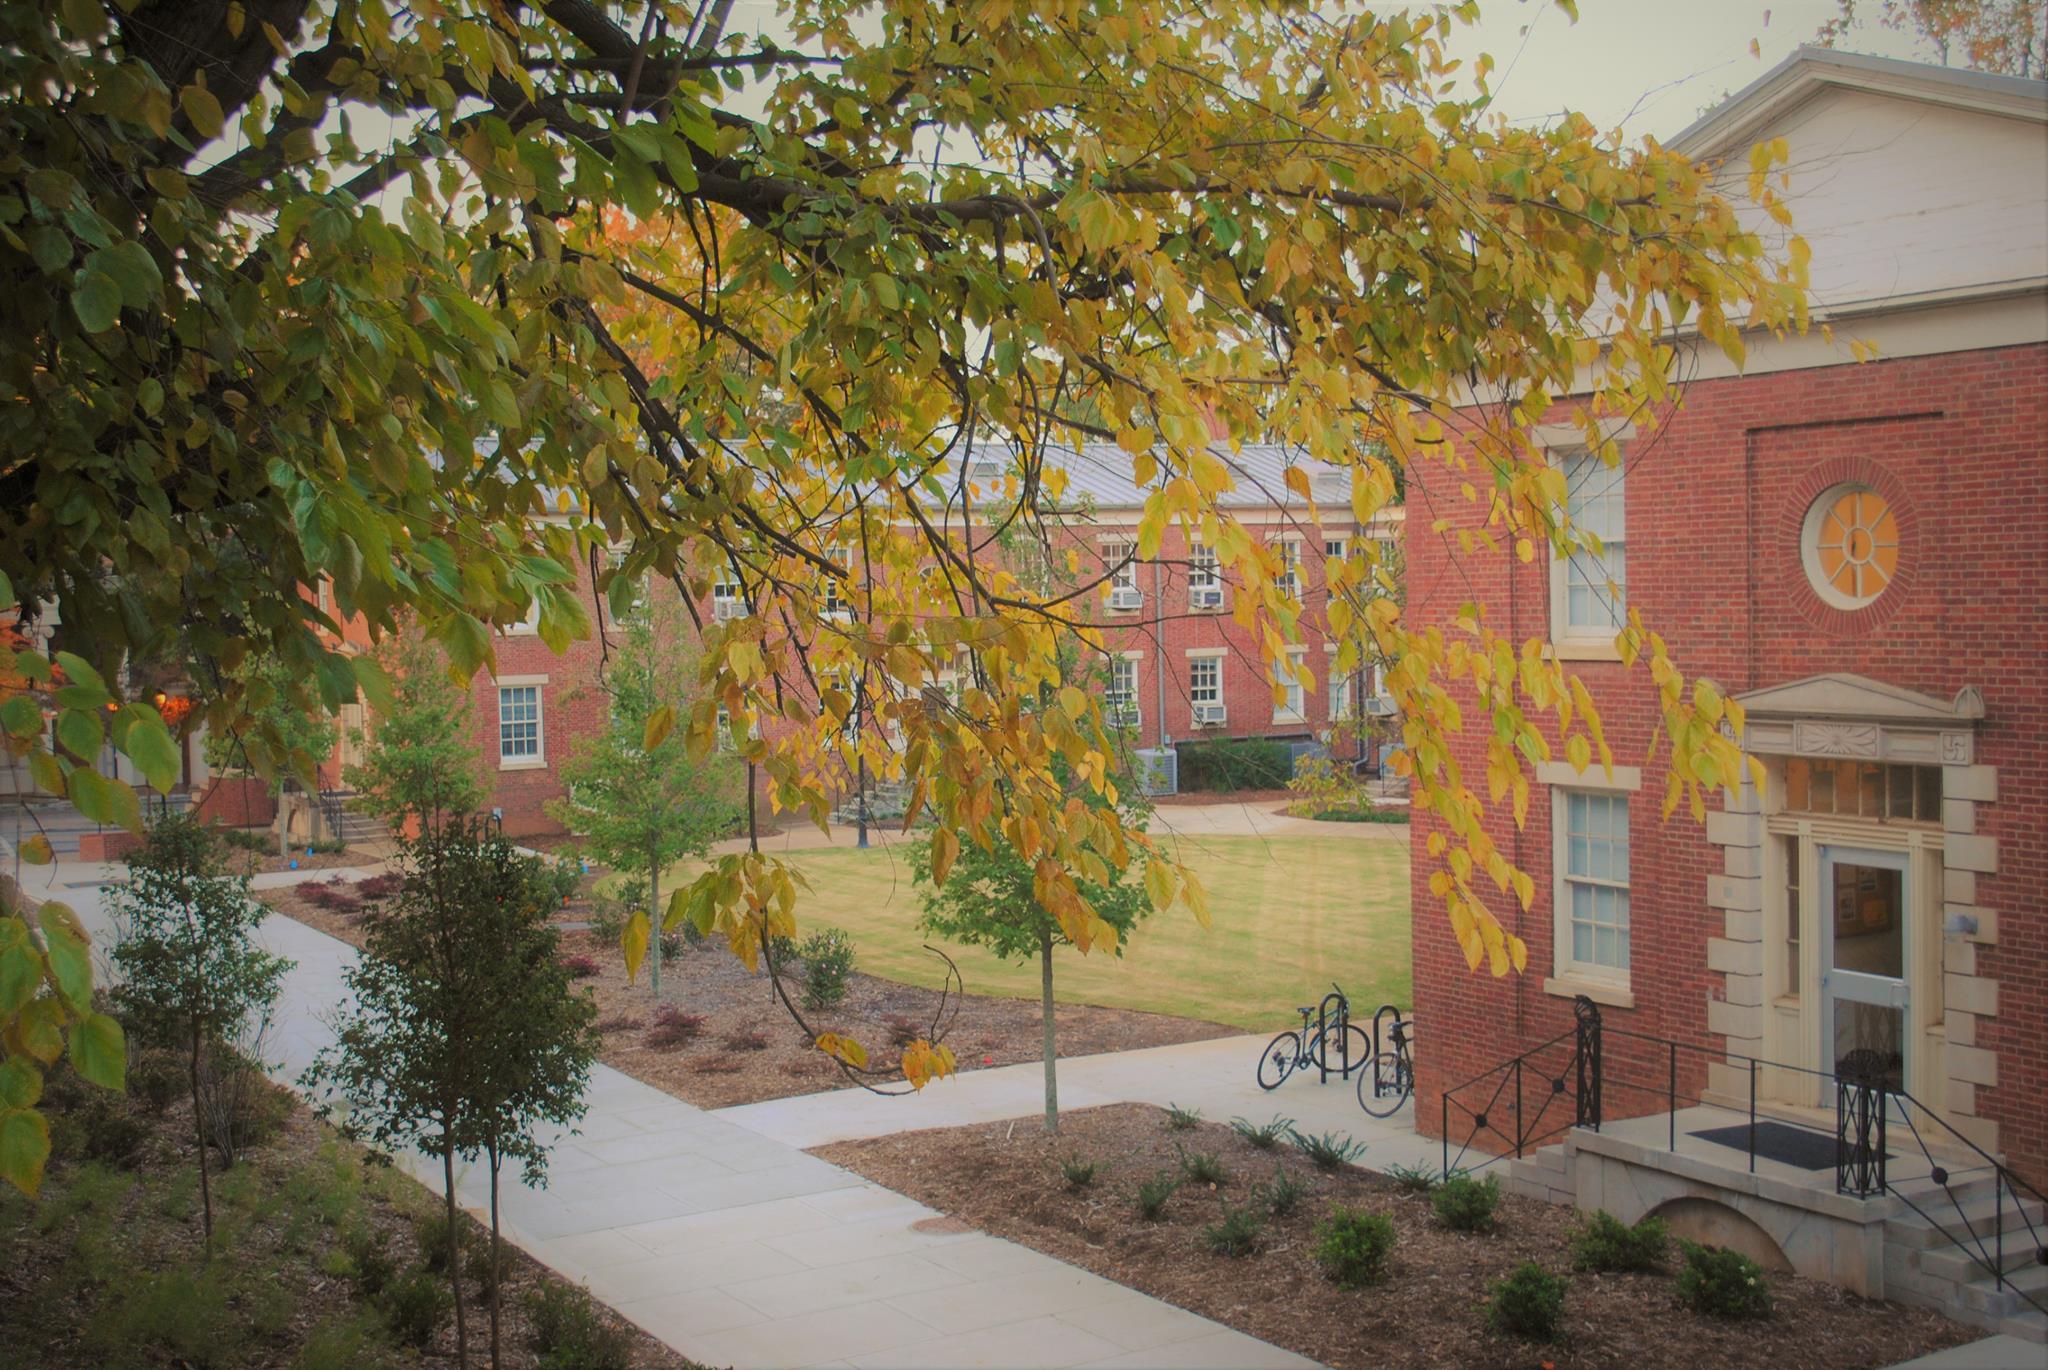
[814,1032,868,1070]
[19,835,52,865]
[930,827,959,886]
[643,703,675,751]
[621,909,650,982]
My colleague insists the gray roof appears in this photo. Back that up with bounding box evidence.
[1000,442,1359,515]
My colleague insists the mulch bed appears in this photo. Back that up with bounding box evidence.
[813,1103,1978,1370]
[5,1047,703,1369]
[258,877,1236,1111]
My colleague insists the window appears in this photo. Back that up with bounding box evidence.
[1274,539,1301,597]
[1105,541,1137,592]
[1324,537,1348,562]
[822,546,853,617]
[712,562,747,620]
[1274,650,1306,720]
[1552,451,1626,640]
[1188,543,1220,607]
[1782,758,1939,822]
[497,684,543,765]
[1556,790,1630,980]
[1802,484,1898,609]
[1107,657,1140,727]
[1329,665,1354,721]
[715,706,737,753]
[1782,834,1801,1002]
[1189,656,1221,705]
[507,598,542,636]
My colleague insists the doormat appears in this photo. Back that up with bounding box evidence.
[1689,1120,1886,1172]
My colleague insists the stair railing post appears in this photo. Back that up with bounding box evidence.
[1668,1042,1677,1152]
[1514,1058,1524,1159]
[1748,1058,1758,1175]
[1441,1092,1450,1182]
[1572,995,1603,1132]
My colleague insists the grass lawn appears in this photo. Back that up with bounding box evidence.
[712,833,1411,1032]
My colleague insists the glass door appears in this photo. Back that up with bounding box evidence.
[1819,846,1910,1094]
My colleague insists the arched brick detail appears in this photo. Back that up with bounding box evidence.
[1778,455,1919,636]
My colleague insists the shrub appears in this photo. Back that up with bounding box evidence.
[378,1267,451,1349]
[594,1013,640,1034]
[1291,1128,1367,1171]
[197,1041,290,1167]
[1134,1171,1179,1220]
[1284,754,1370,820]
[128,1049,186,1114]
[1229,1115,1292,1150]
[1676,1242,1773,1320]
[1252,1165,1308,1217]
[644,1006,707,1049]
[1314,1206,1397,1288]
[1164,1102,1202,1131]
[1432,1173,1500,1232]
[798,928,855,1010]
[587,875,643,946]
[68,1092,150,1169]
[1571,1210,1669,1273]
[1486,1262,1569,1342]
[217,825,272,854]
[344,1227,398,1298]
[719,1028,769,1051]
[1201,1204,1263,1257]
[1177,1145,1227,1186]
[353,873,403,901]
[559,954,600,980]
[690,1056,744,1075]
[1060,1155,1100,1189]
[86,1265,243,1366]
[1385,1162,1439,1194]
[526,1282,634,1370]
[1178,737,1294,792]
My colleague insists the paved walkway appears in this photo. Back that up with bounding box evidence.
[16,851,1314,1370]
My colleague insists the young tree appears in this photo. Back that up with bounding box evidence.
[109,812,292,1249]
[912,709,1159,1134]
[1819,0,2044,74]
[309,817,597,1369]
[201,652,342,797]
[551,608,741,1001]
[344,632,485,837]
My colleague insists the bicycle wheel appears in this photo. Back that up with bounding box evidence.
[1256,1031,1300,1090]
[1357,1051,1414,1118]
[1307,1023,1373,1079]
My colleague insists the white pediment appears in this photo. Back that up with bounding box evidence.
[1735,674,1982,725]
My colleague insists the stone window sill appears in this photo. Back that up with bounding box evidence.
[1544,975,1635,1010]
[498,756,547,772]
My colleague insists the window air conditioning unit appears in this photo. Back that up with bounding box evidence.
[1193,702,1228,727]
[1363,696,1398,717]
[1190,585,1222,609]
[1108,586,1143,611]
[712,598,744,622]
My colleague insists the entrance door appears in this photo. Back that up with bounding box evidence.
[1819,846,1910,1094]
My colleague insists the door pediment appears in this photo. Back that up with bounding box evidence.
[1735,674,1982,764]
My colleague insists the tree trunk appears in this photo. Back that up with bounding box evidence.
[487,1146,503,1370]
[443,1146,468,1368]
[189,1018,214,1251]
[648,843,662,999]
[1040,926,1058,1135]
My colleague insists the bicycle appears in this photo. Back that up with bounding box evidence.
[1357,1005,1415,1118]
[1255,985,1370,1090]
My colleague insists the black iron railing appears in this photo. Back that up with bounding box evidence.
[1440,1000,2045,1317]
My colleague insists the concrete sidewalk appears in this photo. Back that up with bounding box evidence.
[15,852,1316,1370]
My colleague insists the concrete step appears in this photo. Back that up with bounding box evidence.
[1505,1146,1572,1205]
[2000,1306,2047,1344]
[1957,1261,2048,1318]
[1916,1237,2047,1286]
[1885,1193,2045,1250]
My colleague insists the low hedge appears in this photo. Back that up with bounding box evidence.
[1178,738,1294,792]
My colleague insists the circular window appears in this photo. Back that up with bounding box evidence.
[1802,484,1899,609]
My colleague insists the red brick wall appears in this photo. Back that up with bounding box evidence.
[1407,342,2048,1184]
[193,775,277,829]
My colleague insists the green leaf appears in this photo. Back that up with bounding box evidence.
[56,707,101,763]
[0,693,39,739]
[66,765,113,824]
[0,1107,50,1196]
[37,904,92,1012]
[353,653,395,713]
[28,752,64,797]
[87,240,161,308]
[67,1012,125,1091]
[0,918,39,1018]
[180,83,224,139]
[17,836,52,866]
[52,651,105,694]
[71,269,120,332]
[0,1059,41,1110]
[123,714,179,792]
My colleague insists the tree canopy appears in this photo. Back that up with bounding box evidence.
[3,0,1807,1087]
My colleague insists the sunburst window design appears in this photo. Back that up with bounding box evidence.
[1802,485,1898,609]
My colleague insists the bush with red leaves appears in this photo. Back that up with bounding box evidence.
[559,954,600,980]
[645,1006,707,1049]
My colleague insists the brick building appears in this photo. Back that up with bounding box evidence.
[1407,47,2048,1195]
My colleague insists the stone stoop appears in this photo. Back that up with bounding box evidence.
[1881,1181,2048,1343]
[1506,1145,1574,1206]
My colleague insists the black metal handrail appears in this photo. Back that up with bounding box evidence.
[1441,1001,2044,1317]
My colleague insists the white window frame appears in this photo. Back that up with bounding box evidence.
[1273,648,1307,723]
[1548,444,1628,657]
[1323,536,1348,563]
[1325,645,1353,721]
[712,562,748,621]
[822,546,854,618]
[496,677,547,769]
[1274,538,1301,598]
[1187,542,1221,609]
[1187,652,1223,706]
[506,597,542,636]
[1551,786,1633,990]
[1107,654,1142,729]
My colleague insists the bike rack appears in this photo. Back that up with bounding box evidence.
[1317,988,1351,1084]
[1370,1003,1408,1101]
